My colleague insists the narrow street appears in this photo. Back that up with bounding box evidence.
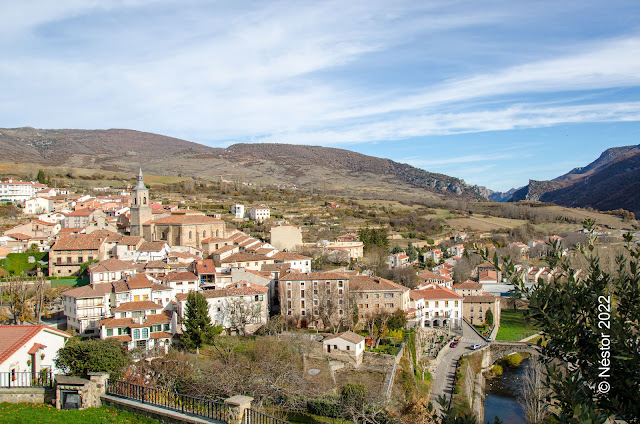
[429,320,485,414]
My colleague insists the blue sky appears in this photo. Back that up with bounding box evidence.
[2,1,640,191]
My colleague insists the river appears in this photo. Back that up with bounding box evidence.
[483,357,529,424]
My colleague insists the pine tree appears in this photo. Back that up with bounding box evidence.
[182,292,221,351]
[408,242,418,262]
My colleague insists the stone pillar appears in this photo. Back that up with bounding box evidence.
[224,395,253,424]
[88,372,109,407]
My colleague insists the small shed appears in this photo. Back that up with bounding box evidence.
[322,331,365,356]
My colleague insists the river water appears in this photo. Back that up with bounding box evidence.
[483,358,528,424]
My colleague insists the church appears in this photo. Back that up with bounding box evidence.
[129,169,225,249]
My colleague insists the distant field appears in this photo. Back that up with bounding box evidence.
[447,216,528,232]
[496,309,539,342]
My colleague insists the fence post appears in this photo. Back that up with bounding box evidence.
[224,395,253,424]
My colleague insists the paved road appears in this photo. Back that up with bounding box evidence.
[429,320,485,414]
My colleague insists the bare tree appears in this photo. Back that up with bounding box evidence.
[222,296,263,336]
[3,277,33,324]
[311,281,345,333]
[518,357,549,424]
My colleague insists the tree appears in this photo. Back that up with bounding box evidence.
[484,309,493,327]
[518,357,549,424]
[387,309,407,331]
[182,292,221,351]
[358,227,389,251]
[484,220,640,422]
[407,242,418,263]
[223,296,262,336]
[2,277,33,324]
[391,245,404,254]
[54,338,131,379]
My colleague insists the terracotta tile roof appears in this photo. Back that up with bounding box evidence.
[32,219,57,226]
[280,271,347,281]
[212,245,238,255]
[410,286,463,300]
[270,252,311,261]
[116,236,144,246]
[255,247,277,255]
[164,271,198,282]
[261,263,291,272]
[27,343,47,355]
[201,237,232,243]
[145,260,169,269]
[241,269,272,280]
[194,259,216,274]
[139,241,168,252]
[52,233,107,251]
[418,270,445,281]
[176,281,267,301]
[5,233,32,240]
[124,274,154,289]
[464,293,499,303]
[63,282,112,299]
[114,301,163,312]
[220,252,271,264]
[145,213,223,225]
[151,283,172,292]
[0,325,70,366]
[64,209,96,217]
[349,275,409,292]
[150,331,172,339]
[88,258,137,273]
[324,331,364,344]
[237,238,260,248]
[478,270,498,281]
[107,335,132,342]
[452,281,483,290]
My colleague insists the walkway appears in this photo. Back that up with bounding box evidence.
[429,320,485,415]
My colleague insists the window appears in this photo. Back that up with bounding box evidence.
[386,303,393,308]
[445,301,449,307]
[338,281,343,288]
[435,301,439,307]
[106,329,113,337]
[189,231,192,239]
[314,299,319,306]
[346,345,350,351]
[300,282,305,287]
[301,290,305,298]
[339,309,343,315]
[133,329,140,339]
[301,310,306,316]
[153,325,161,332]
[384,293,393,298]
[163,324,169,331]
[375,294,379,299]
[142,328,149,338]
[455,301,458,307]
[374,304,380,308]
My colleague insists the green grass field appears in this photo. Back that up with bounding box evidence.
[0,252,48,276]
[49,276,90,288]
[0,404,159,424]
[496,309,539,341]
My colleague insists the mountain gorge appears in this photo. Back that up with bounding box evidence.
[507,144,640,215]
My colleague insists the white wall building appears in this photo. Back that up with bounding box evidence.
[250,207,270,222]
[231,204,245,219]
[0,325,71,376]
[24,197,54,215]
[409,285,463,329]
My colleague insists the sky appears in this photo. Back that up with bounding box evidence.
[2,1,640,191]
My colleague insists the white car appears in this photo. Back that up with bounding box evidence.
[469,344,482,350]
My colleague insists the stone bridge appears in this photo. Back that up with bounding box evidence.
[477,340,542,369]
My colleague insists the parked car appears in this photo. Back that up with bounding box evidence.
[450,341,459,348]
[469,344,481,350]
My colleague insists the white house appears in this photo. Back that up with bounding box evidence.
[270,252,312,273]
[176,281,269,335]
[423,249,443,263]
[322,331,365,356]
[408,285,463,329]
[0,179,47,203]
[231,204,245,219]
[88,258,139,285]
[447,244,465,257]
[162,271,200,295]
[0,325,71,377]
[24,197,54,215]
[250,207,270,223]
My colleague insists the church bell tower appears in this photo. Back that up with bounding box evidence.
[130,167,152,237]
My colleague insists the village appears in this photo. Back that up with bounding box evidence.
[0,169,637,423]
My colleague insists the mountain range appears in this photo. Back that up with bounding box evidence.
[506,144,640,215]
[0,127,483,202]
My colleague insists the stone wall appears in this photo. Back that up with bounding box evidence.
[0,387,54,404]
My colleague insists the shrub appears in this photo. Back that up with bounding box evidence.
[503,353,524,367]
[307,396,341,418]
[491,364,503,376]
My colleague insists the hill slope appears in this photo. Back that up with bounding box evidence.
[0,127,483,201]
[508,145,640,215]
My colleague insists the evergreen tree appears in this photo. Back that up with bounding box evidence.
[408,242,418,262]
[36,169,47,185]
[182,292,221,351]
[484,309,493,327]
